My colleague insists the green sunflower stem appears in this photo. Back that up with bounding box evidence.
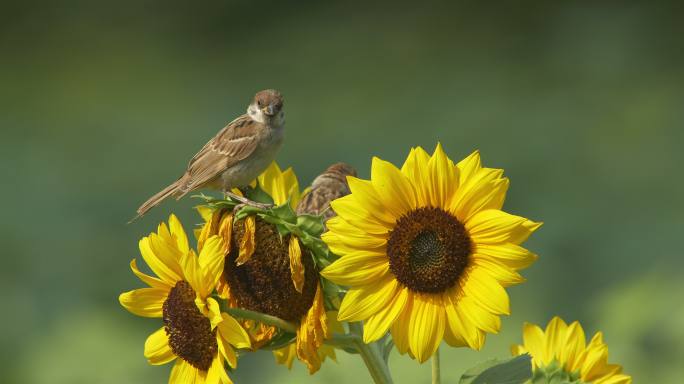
[432,347,441,384]
[223,307,298,333]
[349,322,394,384]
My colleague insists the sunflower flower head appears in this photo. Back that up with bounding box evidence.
[119,214,251,384]
[196,162,335,374]
[511,317,632,384]
[321,143,542,362]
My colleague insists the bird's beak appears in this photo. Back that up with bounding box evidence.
[262,104,276,116]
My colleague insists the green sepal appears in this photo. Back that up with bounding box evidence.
[531,361,583,384]
[459,354,532,384]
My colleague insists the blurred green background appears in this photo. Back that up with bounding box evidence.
[2,1,682,383]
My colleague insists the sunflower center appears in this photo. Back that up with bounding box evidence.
[387,207,471,293]
[162,281,217,371]
[224,217,318,322]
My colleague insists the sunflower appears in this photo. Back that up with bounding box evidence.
[512,317,632,384]
[320,143,541,362]
[196,162,334,373]
[119,214,251,384]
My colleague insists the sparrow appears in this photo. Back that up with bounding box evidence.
[135,89,285,218]
[296,163,357,225]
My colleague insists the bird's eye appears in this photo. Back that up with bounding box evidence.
[257,100,262,107]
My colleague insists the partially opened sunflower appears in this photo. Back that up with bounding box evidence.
[119,215,251,384]
[512,317,632,384]
[321,143,541,362]
[196,162,336,374]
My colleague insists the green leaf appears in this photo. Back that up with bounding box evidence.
[459,354,532,384]
[243,184,275,205]
[234,205,265,220]
[270,201,297,223]
[296,214,325,237]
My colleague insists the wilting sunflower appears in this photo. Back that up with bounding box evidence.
[197,162,334,374]
[512,317,632,384]
[119,215,251,384]
[320,143,541,362]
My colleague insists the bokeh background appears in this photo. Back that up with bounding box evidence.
[2,1,682,383]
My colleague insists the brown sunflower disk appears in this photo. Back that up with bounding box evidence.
[224,216,319,323]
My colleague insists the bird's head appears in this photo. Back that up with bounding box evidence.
[248,89,284,125]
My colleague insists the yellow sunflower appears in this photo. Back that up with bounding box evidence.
[320,143,541,362]
[196,162,334,374]
[119,214,251,384]
[512,317,632,384]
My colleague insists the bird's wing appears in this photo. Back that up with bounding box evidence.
[179,115,262,193]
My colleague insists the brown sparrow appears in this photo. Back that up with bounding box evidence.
[296,163,357,224]
[135,89,285,218]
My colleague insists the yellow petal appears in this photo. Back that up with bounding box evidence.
[391,293,414,355]
[371,157,416,216]
[580,332,610,380]
[544,316,569,363]
[129,259,170,289]
[337,275,399,322]
[218,313,251,350]
[217,213,233,255]
[400,146,432,206]
[139,237,182,284]
[326,215,389,240]
[206,298,223,329]
[508,219,543,245]
[196,205,214,223]
[217,333,238,369]
[197,209,222,252]
[320,252,389,287]
[258,162,301,207]
[198,236,226,294]
[144,327,175,365]
[408,294,446,363]
[457,295,501,334]
[426,142,458,208]
[475,243,538,270]
[511,344,528,356]
[466,209,529,245]
[169,359,198,384]
[329,196,391,234]
[206,355,231,384]
[561,321,586,373]
[288,236,305,293]
[455,150,482,181]
[168,214,190,254]
[453,176,509,222]
[119,287,166,317]
[322,231,387,256]
[282,167,302,208]
[444,291,484,350]
[273,344,297,369]
[347,177,399,225]
[522,322,549,366]
[596,373,632,384]
[296,284,329,374]
[461,267,510,315]
[236,216,256,265]
[471,257,525,287]
[363,286,409,343]
[179,250,205,298]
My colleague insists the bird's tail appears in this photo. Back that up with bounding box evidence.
[130,180,181,222]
